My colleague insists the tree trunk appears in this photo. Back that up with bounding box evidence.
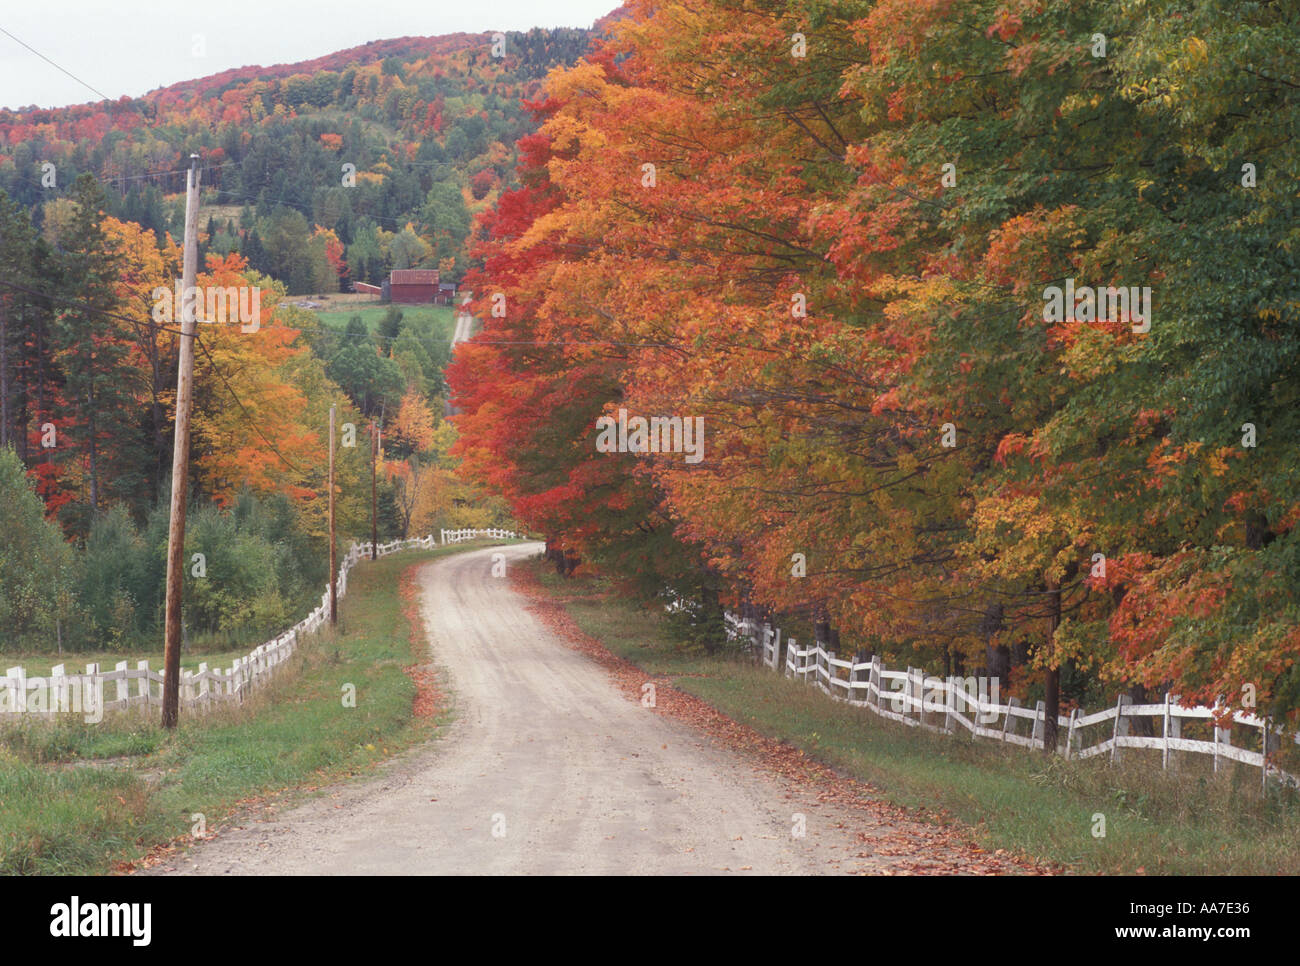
[1128,683,1154,737]
[980,602,1008,683]
[87,387,98,510]
[1043,581,1062,754]
[0,296,9,449]
[34,318,46,466]
[814,615,830,649]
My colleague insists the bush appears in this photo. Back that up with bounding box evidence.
[3,468,327,654]
[77,504,156,649]
[0,447,74,650]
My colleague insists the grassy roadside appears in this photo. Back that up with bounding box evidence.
[529,561,1300,875]
[0,543,464,875]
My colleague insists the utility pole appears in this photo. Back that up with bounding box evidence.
[328,404,337,625]
[161,154,201,729]
[370,418,378,560]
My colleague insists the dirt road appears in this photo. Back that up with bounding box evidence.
[159,544,971,875]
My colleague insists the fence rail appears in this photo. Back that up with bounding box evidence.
[729,614,1299,789]
[440,527,520,544]
[0,528,519,722]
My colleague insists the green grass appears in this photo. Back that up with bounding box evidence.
[313,303,456,340]
[0,545,461,875]
[531,562,1300,876]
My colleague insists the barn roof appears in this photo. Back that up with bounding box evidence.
[390,269,439,285]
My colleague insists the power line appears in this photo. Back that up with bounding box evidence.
[194,331,304,473]
[0,277,308,472]
[98,161,238,185]
[208,183,418,234]
[1,160,238,199]
[0,24,112,104]
[0,277,190,339]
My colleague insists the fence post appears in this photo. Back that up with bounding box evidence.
[1065,707,1080,760]
[1001,696,1019,745]
[944,675,956,732]
[1262,719,1271,791]
[115,660,129,708]
[1032,700,1046,749]
[136,659,151,707]
[85,662,100,720]
[825,650,836,697]
[870,656,881,712]
[1258,722,1279,790]
[1111,694,1131,763]
[198,662,209,710]
[1213,710,1231,774]
[1163,693,1180,770]
[911,668,924,726]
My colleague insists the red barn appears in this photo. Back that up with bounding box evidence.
[389,269,439,304]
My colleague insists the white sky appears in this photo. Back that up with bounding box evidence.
[0,0,618,110]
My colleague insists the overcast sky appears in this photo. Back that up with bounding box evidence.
[0,0,617,111]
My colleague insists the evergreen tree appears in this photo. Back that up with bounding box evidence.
[53,174,147,526]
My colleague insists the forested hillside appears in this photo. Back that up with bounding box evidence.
[448,0,1300,736]
[0,26,601,653]
[1,27,595,289]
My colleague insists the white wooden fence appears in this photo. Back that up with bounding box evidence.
[0,528,517,722]
[441,527,520,544]
[731,615,1299,789]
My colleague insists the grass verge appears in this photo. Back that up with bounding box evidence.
[0,544,461,875]
[529,561,1300,875]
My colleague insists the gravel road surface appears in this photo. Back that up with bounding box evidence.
[159,543,941,875]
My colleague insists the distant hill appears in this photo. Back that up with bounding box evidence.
[0,23,610,288]
[148,34,490,102]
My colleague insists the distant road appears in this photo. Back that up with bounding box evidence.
[450,296,475,346]
[444,297,475,416]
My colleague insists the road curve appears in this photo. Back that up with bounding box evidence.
[159,544,923,875]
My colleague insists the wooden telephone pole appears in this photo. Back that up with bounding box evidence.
[328,404,337,626]
[161,155,202,729]
[370,418,379,560]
